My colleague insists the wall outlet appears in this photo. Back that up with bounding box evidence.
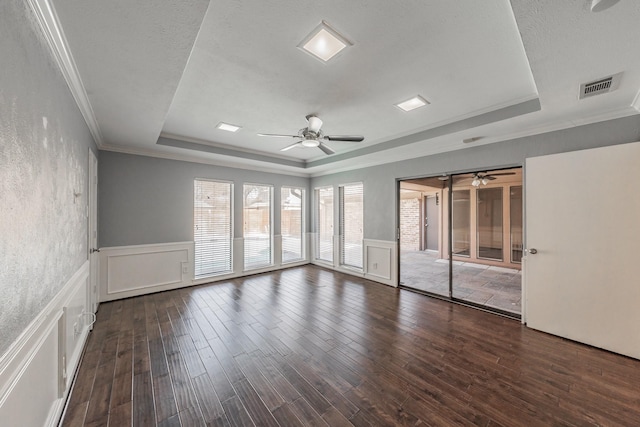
[182,263,188,274]
[373,262,378,270]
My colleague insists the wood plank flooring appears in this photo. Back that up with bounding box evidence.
[61,265,640,426]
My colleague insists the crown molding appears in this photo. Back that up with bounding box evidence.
[99,143,310,178]
[25,0,104,147]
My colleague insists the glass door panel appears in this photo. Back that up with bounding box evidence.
[451,169,521,316]
[398,178,448,296]
[452,174,476,302]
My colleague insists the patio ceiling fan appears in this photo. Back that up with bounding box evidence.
[471,171,516,186]
[257,115,364,155]
[436,171,516,186]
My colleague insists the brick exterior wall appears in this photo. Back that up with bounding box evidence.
[400,197,421,252]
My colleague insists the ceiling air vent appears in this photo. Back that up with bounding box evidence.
[579,72,622,99]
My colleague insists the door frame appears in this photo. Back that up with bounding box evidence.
[88,149,99,315]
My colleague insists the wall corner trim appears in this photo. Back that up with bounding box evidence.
[25,0,104,147]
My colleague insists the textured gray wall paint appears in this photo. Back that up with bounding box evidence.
[311,115,640,241]
[0,0,96,355]
[98,152,310,247]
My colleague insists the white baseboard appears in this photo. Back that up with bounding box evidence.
[0,261,91,427]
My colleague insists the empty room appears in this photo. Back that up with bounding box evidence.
[2,0,640,426]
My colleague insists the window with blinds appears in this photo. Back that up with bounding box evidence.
[339,183,364,269]
[244,184,273,269]
[315,186,334,262]
[281,187,304,263]
[194,179,233,278]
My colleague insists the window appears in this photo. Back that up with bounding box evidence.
[281,187,305,263]
[315,186,334,262]
[244,184,273,269]
[194,179,232,277]
[339,183,364,269]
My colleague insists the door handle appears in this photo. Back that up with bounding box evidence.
[90,248,100,254]
[525,248,537,255]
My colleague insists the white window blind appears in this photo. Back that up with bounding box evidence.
[194,179,232,277]
[244,184,273,269]
[339,183,363,269]
[281,187,304,263]
[315,186,334,262]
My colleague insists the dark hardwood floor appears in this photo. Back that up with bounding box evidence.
[61,265,640,426]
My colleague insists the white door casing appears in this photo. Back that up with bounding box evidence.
[525,141,640,359]
[88,149,99,314]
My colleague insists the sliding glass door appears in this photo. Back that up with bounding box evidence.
[399,167,523,317]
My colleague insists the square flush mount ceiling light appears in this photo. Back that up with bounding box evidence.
[298,21,352,63]
[216,122,241,132]
[396,95,430,112]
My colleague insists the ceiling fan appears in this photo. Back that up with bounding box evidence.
[470,171,516,186]
[437,171,516,186]
[257,115,364,155]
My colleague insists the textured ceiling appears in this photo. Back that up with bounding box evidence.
[51,0,640,176]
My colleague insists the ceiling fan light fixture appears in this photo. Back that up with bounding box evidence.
[481,178,489,185]
[396,95,430,112]
[472,178,481,187]
[216,122,241,132]
[301,139,320,148]
[590,0,620,12]
[299,21,351,63]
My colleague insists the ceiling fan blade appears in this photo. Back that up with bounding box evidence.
[317,142,335,155]
[257,133,299,138]
[306,115,323,133]
[325,135,365,142]
[485,176,497,180]
[487,172,516,176]
[280,142,303,151]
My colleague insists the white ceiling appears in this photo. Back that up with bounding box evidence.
[50,0,640,176]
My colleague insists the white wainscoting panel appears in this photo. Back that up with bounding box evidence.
[309,234,398,287]
[0,261,91,427]
[364,239,398,287]
[100,242,193,302]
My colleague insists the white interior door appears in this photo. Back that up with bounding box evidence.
[88,149,99,314]
[525,141,640,359]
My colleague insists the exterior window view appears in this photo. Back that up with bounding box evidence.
[400,168,523,315]
[243,184,273,269]
[281,187,305,263]
[194,179,233,277]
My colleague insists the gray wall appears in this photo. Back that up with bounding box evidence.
[98,152,310,247]
[0,0,97,355]
[311,115,640,241]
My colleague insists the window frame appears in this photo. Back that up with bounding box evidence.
[281,186,305,264]
[339,182,364,270]
[314,186,334,263]
[243,183,274,270]
[193,178,234,278]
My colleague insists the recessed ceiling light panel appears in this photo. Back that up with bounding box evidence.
[298,21,352,63]
[396,95,430,112]
[216,122,241,132]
